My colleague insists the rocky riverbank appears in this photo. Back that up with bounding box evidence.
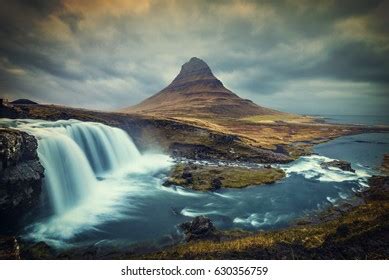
[0,128,44,228]
[139,175,389,260]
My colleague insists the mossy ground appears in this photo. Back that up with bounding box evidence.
[164,164,286,191]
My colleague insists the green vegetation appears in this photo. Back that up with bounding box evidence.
[164,163,286,191]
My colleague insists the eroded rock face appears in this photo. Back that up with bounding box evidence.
[0,128,44,225]
[320,160,355,173]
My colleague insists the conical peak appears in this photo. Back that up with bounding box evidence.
[182,57,212,74]
[124,56,281,118]
[171,57,217,85]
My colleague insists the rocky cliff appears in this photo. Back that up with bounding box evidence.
[0,128,44,227]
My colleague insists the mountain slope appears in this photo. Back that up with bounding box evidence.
[122,57,280,118]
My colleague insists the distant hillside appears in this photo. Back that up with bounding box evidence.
[10,99,38,105]
[122,57,281,118]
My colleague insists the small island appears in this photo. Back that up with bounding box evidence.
[163,163,285,191]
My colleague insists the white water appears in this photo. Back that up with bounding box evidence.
[38,134,96,214]
[282,154,371,187]
[66,122,141,176]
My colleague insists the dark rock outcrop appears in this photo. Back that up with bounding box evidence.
[0,104,27,119]
[179,216,219,241]
[321,160,355,173]
[211,178,222,190]
[0,128,44,226]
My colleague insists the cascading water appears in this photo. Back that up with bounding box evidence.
[66,122,141,175]
[0,119,166,214]
[22,120,143,215]
[37,134,96,214]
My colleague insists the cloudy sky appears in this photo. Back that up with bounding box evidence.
[0,0,388,115]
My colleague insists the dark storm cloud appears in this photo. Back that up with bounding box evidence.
[309,42,389,84]
[17,0,63,15]
[0,0,388,114]
[0,0,77,79]
[59,12,84,33]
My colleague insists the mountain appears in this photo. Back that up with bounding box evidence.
[10,99,38,105]
[122,57,280,118]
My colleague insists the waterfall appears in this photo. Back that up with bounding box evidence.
[37,134,96,214]
[8,119,143,215]
[65,122,141,175]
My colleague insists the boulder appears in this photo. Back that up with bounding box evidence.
[211,178,222,190]
[179,216,219,241]
[321,160,355,173]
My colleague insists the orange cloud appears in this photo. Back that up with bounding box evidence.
[63,0,151,16]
